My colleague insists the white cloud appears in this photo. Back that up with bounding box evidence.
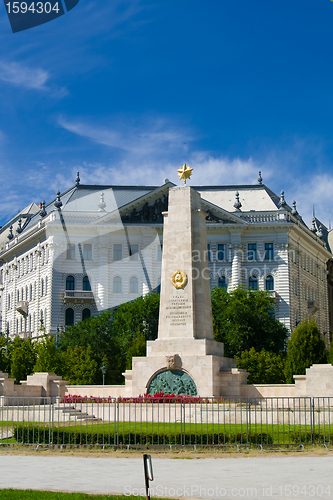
[0,61,68,97]
[291,173,333,228]
[58,116,192,156]
[0,61,49,90]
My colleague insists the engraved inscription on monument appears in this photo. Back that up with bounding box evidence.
[165,296,192,326]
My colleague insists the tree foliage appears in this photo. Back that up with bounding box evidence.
[212,287,288,358]
[58,292,160,384]
[236,348,286,384]
[10,337,37,384]
[33,335,63,375]
[284,319,327,383]
[62,345,99,385]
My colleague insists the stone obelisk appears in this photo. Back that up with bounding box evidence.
[124,165,247,397]
[158,184,214,341]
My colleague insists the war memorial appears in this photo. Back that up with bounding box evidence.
[122,164,248,397]
[1,165,333,401]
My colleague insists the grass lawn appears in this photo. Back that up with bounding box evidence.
[0,492,151,500]
[7,420,333,446]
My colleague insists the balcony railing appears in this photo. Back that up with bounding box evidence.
[63,291,94,304]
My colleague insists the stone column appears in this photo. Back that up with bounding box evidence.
[97,237,110,310]
[230,243,243,290]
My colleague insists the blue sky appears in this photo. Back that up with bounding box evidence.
[0,0,333,227]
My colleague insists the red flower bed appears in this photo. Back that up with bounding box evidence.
[61,392,208,404]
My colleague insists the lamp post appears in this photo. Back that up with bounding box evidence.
[101,364,107,386]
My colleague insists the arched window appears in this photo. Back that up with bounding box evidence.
[17,290,20,302]
[30,284,33,301]
[130,276,138,293]
[66,275,75,291]
[45,277,48,295]
[82,308,91,321]
[249,276,258,290]
[265,275,274,291]
[82,276,91,291]
[113,276,122,293]
[41,279,44,296]
[218,276,227,291]
[65,308,74,326]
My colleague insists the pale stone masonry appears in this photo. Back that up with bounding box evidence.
[0,176,331,342]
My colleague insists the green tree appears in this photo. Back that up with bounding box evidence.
[236,348,286,384]
[58,310,125,384]
[212,287,288,358]
[0,335,10,373]
[58,293,160,384]
[125,329,147,370]
[284,319,327,383]
[62,345,99,385]
[10,337,37,384]
[33,335,63,375]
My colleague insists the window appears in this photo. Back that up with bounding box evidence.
[40,310,44,326]
[265,275,274,291]
[265,243,274,260]
[130,245,139,261]
[249,276,258,290]
[157,245,163,261]
[130,276,138,293]
[248,244,257,261]
[66,276,75,291]
[207,244,211,262]
[67,244,75,260]
[82,308,91,321]
[45,277,48,295]
[83,244,92,260]
[218,276,227,290]
[41,279,44,296]
[65,308,74,326]
[83,276,91,291]
[113,276,122,293]
[217,244,226,261]
[113,244,122,261]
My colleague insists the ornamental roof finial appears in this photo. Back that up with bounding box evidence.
[54,190,62,209]
[75,171,80,186]
[39,200,47,218]
[98,192,106,212]
[233,191,242,210]
[291,200,298,216]
[16,218,22,234]
[7,225,13,240]
[310,217,317,232]
[278,190,286,208]
[317,225,323,239]
[258,171,263,185]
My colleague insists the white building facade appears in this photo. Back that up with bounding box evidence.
[0,174,331,342]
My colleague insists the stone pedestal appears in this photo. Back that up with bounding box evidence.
[123,186,248,397]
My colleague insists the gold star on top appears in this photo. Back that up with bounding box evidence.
[177,163,193,185]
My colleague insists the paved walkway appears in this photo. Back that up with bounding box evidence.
[0,455,332,499]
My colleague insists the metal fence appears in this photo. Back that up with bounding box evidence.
[1,396,333,448]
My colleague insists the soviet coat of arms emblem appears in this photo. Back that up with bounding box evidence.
[171,270,187,289]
